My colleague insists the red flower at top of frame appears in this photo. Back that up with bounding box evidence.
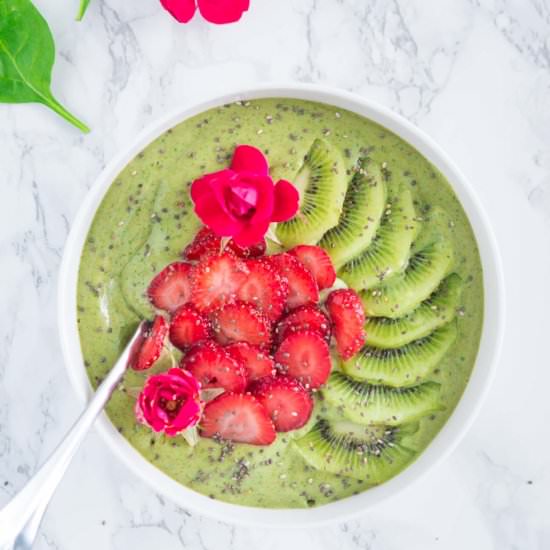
[160,0,250,24]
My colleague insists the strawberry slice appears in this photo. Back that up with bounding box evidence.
[147,262,193,312]
[169,304,211,351]
[250,376,313,432]
[326,289,366,360]
[274,305,331,345]
[183,227,220,260]
[181,340,247,392]
[200,392,276,445]
[184,227,266,260]
[288,245,336,290]
[228,238,266,259]
[211,302,272,348]
[191,253,248,312]
[225,342,275,382]
[129,316,168,371]
[237,259,288,321]
[274,330,332,389]
[268,253,319,310]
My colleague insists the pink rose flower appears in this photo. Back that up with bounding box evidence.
[160,0,249,24]
[190,145,299,247]
[135,368,203,436]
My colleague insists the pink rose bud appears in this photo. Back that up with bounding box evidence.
[135,368,203,436]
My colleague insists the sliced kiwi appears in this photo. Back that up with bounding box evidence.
[360,238,454,319]
[323,371,444,425]
[318,162,387,269]
[342,322,457,386]
[338,186,418,290]
[276,139,348,247]
[365,274,463,348]
[293,419,416,482]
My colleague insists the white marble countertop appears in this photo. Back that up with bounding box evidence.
[1,0,549,548]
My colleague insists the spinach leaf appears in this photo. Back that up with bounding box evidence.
[0,0,89,132]
[76,0,90,21]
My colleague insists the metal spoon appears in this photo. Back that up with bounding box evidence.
[0,321,147,550]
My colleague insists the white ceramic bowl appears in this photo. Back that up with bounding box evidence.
[58,84,505,527]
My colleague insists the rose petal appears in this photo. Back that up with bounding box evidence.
[271,179,300,222]
[206,170,241,217]
[197,0,249,24]
[194,193,243,236]
[135,399,146,424]
[208,173,255,222]
[160,0,197,22]
[191,170,232,204]
[231,145,268,176]
[245,174,274,222]
[233,217,270,247]
[225,184,258,218]
[174,368,202,392]
[168,400,202,435]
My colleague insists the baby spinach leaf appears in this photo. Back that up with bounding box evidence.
[0,0,89,132]
[76,0,90,21]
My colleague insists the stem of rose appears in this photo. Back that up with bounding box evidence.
[220,236,231,253]
[265,224,282,245]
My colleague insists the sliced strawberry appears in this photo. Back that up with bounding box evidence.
[274,305,331,345]
[211,302,272,348]
[288,245,336,290]
[147,262,193,313]
[200,392,276,445]
[250,376,313,432]
[183,227,220,260]
[268,253,319,310]
[274,330,332,389]
[169,304,211,350]
[228,238,266,259]
[181,340,247,392]
[225,342,275,382]
[129,316,168,371]
[326,289,366,360]
[191,253,248,312]
[237,259,288,321]
[184,227,266,261]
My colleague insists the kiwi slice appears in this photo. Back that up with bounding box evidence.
[365,274,463,348]
[360,238,454,319]
[293,419,415,482]
[338,186,418,290]
[342,322,457,386]
[276,139,347,247]
[323,372,444,425]
[319,162,387,269]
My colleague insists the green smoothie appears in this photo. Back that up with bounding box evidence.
[77,98,483,508]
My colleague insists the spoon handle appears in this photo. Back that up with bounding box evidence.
[0,322,146,550]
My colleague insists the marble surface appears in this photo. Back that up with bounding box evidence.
[1,0,549,548]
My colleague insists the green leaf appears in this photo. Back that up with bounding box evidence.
[76,0,90,21]
[0,0,89,132]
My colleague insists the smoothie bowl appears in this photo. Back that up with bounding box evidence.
[58,85,504,526]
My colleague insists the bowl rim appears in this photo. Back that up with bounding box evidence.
[58,83,505,527]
